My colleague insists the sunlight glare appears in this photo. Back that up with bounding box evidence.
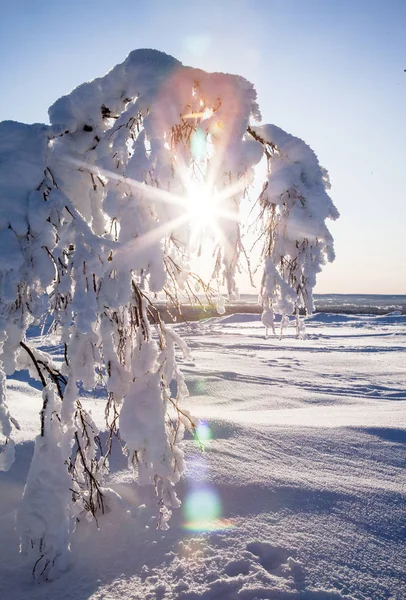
[185,180,219,230]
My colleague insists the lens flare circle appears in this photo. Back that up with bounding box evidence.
[194,421,212,445]
[183,487,221,531]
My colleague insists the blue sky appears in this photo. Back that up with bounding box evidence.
[1,0,405,293]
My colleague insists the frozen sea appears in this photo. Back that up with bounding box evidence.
[240,294,406,314]
[159,294,406,322]
[0,305,405,600]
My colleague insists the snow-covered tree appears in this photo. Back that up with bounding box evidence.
[0,49,338,578]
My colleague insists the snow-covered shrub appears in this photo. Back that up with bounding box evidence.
[0,49,338,578]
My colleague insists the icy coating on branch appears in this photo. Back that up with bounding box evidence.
[0,49,338,577]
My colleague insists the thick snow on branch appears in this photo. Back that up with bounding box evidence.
[0,49,338,577]
[250,124,339,331]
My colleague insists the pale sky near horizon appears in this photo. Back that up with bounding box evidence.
[0,0,405,294]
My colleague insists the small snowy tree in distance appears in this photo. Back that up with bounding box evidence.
[0,50,339,578]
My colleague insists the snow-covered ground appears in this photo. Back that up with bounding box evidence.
[1,313,405,600]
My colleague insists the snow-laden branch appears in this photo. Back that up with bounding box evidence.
[248,124,339,335]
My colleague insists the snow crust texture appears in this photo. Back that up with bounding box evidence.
[0,313,405,599]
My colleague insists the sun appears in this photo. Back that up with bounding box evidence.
[184,180,220,233]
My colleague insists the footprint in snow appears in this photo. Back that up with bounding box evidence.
[246,541,289,572]
[224,558,251,577]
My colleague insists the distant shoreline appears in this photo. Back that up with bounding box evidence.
[157,300,406,323]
